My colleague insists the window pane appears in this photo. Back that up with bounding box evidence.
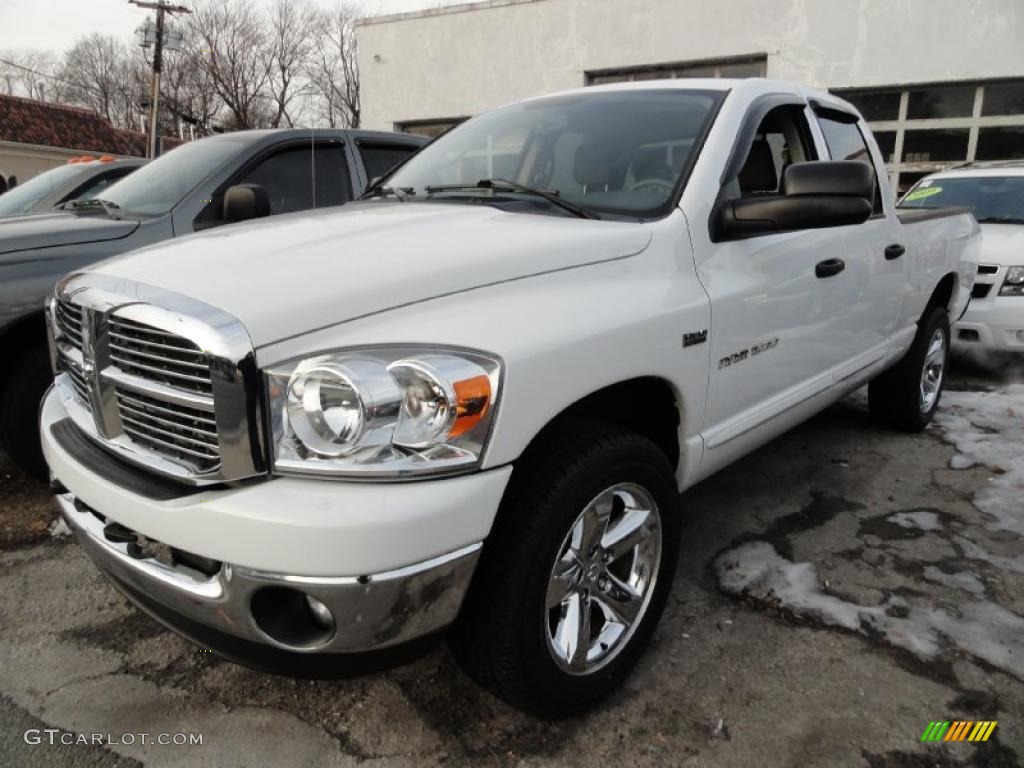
[901,129,969,162]
[839,90,901,122]
[872,131,897,164]
[675,65,716,78]
[899,176,1024,222]
[388,89,722,217]
[398,120,462,139]
[976,127,1024,160]
[896,171,930,197]
[981,82,1024,116]
[717,60,764,78]
[906,85,975,119]
[240,144,350,214]
[630,70,662,81]
[359,143,417,182]
[817,117,882,213]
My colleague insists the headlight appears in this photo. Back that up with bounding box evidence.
[266,347,501,478]
[1000,266,1024,296]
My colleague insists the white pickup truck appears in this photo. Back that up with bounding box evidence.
[42,79,978,717]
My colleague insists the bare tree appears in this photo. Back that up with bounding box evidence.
[308,2,361,128]
[262,0,317,128]
[0,49,58,100]
[187,0,274,130]
[59,35,143,129]
[157,47,220,136]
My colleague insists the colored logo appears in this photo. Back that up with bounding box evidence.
[920,721,997,742]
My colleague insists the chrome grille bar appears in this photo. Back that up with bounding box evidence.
[108,315,212,394]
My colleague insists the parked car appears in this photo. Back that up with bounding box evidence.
[899,161,1024,353]
[0,128,427,478]
[0,157,145,218]
[42,80,978,717]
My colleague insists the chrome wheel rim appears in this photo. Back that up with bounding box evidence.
[919,328,946,413]
[544,483,662,675]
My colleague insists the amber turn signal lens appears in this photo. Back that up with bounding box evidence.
[450,374,491,437]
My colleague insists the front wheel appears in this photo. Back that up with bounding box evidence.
[450,423,681,717]
[868,305,950,432]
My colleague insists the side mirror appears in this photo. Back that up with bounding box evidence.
[713,161,873,240]
[223,184,270,223]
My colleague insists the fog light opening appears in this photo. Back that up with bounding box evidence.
[251,587,336,648]
[1015,330,1024,343]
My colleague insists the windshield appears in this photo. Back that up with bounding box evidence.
[102,136,245,217]
[0,164,82,216]
[899,175,1024,223]
[383,89,723,218]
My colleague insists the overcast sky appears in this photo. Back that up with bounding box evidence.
[0,0,463,53]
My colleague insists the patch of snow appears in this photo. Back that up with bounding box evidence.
[955,535,1024,576]
[923,566,985,595]
[49,517,71,539]
[887,510,942,531]
[715,541,1024,680]
[932,385,1024,536]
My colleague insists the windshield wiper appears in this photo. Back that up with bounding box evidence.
[425,178,599,220]
[69,198,122,219]
[975,216,1024,225]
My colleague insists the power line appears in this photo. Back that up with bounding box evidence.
[0,56,93,95]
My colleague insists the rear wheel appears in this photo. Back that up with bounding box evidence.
[868,305,950,432]
[0,344,52,481]
[450,423,681,717]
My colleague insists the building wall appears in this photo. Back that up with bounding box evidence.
[358,0,1023,131]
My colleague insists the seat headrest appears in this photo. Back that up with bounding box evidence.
[738,139,778,193]
[631,147,672,182]
[575,144,611,188]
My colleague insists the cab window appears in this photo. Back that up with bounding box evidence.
[727,105,817,200]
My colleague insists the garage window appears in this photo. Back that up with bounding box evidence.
[834,79,1024,196]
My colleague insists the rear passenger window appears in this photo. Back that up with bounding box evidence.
[358,143,418,183]
[816,116,883,214]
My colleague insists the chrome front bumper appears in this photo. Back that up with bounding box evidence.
[57,491,481,656]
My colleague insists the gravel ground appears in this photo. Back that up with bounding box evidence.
[1,357,1022,767]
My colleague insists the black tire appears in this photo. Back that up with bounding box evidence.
[0,344,52,482]
[449,422,681,718]
[868,304,950,432]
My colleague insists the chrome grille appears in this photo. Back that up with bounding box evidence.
[109,316,213,394]
[50,273,265,485]
[115,387,220,471]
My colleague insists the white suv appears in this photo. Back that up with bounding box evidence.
[900,163,1024,353]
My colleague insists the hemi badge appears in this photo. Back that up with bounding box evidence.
[683,330,708,348]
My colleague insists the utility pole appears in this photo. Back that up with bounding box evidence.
[129,0,191,159]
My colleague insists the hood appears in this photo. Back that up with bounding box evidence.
[0,212,139,257]
[90,202,652,346]
[979,224,1024,267]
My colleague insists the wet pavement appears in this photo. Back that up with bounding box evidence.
[1,358,1022,767]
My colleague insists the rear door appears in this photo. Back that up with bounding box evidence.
[812,105,905,373]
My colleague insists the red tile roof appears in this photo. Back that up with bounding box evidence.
[0,94,182,156]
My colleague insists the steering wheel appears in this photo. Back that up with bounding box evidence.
[629,178,675,195]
